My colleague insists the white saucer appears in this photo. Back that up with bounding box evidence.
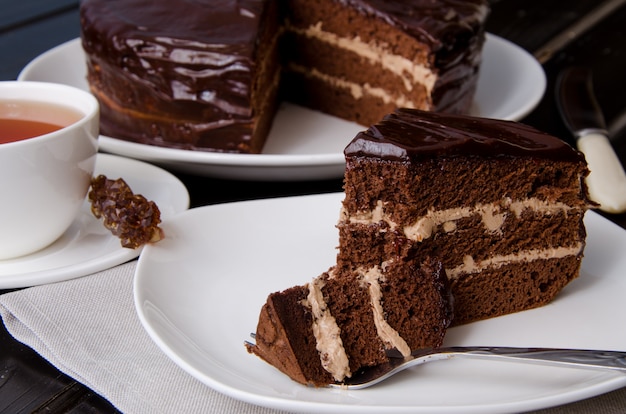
[0,153,189,289]
[18,34,545,181]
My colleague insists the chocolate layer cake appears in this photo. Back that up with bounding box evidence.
[338,109,593,325]
[246,257,452,386]
[80,0,488,153]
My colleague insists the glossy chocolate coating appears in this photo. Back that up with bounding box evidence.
[80,0,273,152]
[345,109,587,162]
[81,0,265,111]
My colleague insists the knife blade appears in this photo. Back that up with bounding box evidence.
[556,66,626,213]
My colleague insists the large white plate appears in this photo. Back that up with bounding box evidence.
[19,35,545,181]
[134,193,626,413]
[0,153,189,289]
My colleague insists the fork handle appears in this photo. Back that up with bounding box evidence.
[443,347,626,372]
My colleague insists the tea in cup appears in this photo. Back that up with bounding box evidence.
[0,81,99,260]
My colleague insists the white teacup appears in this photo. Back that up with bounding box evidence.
[0,81,99,260]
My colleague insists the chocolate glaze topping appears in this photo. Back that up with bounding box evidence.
[345,109,586,163]
[81,0,266,115]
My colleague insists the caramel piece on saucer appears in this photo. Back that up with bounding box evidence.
[89,175,164,249]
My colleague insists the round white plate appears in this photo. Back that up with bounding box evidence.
[0,153,189,289]
[135,193,626,414]
[19,35,545,181]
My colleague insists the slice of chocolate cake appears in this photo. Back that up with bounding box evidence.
[338,108,593,325]
[246,257,453,387]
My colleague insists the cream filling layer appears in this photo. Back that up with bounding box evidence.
[446,243,584,279]
[304,264,415,380]
[358,266,412,357]
[341,198,577,242]
[288,21,437,94]
[288,63,417,108]
[304,277,351,382]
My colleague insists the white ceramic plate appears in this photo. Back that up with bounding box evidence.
[19,35,545,181]
[134,193,626,414]
[0,153,189,289]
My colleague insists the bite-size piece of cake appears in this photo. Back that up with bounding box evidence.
[246,257,453,387]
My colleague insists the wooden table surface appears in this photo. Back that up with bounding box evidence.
[2,0,626,412]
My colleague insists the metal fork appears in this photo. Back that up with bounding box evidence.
[333,346,626,389]
[247,334,626,390]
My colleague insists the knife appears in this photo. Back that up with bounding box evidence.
[556,66,626,214]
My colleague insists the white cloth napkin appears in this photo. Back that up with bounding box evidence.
[0,261,285,414]
[1,261,626,414]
